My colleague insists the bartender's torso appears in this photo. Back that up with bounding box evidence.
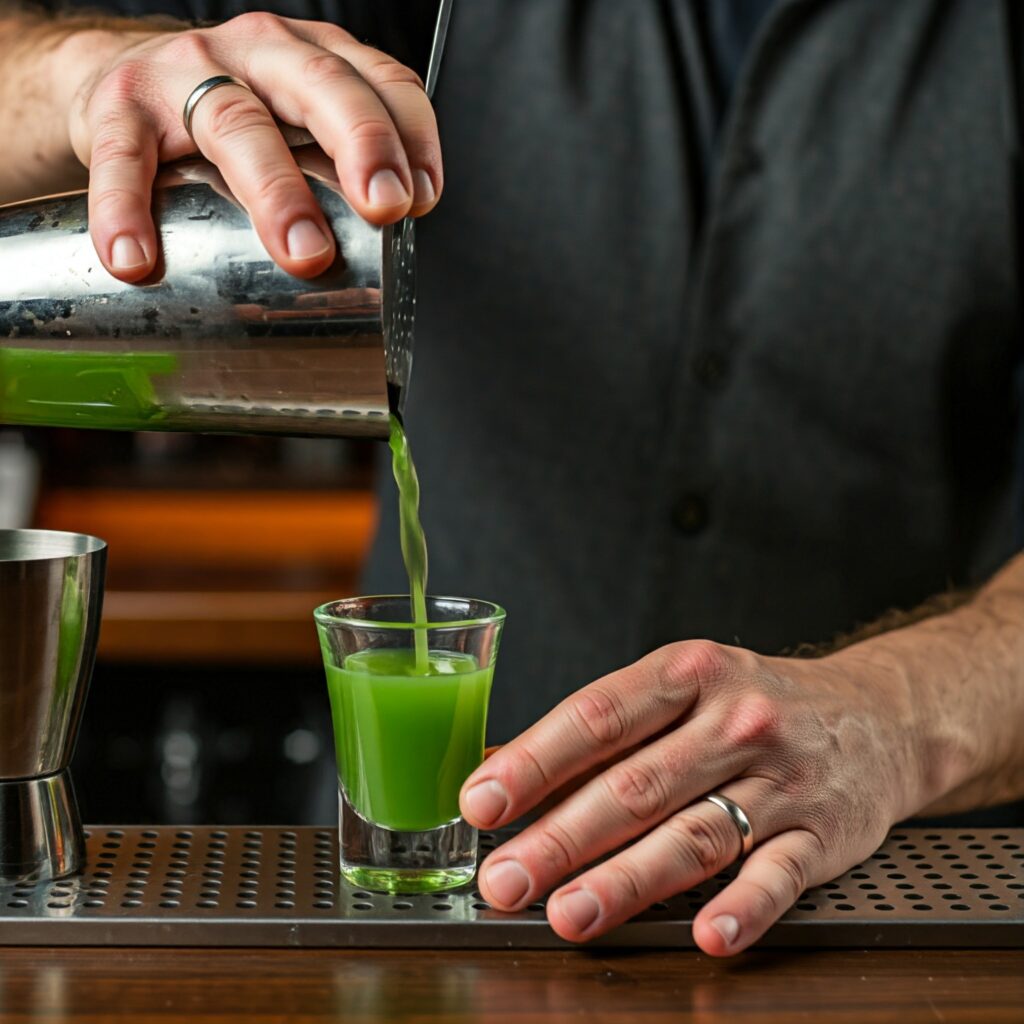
[53,1,1024,754]
[372,0,1022,741]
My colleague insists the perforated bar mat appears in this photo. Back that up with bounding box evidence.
[0,827,1021,948]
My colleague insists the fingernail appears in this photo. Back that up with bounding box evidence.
[286,219,332,260]
[462,779,508,826]
[556,889,600,934]
[484,860,530,908]
[711,914,740,947]
[110,235,147,270]
[412,169,435,206]
[368,168,410,208]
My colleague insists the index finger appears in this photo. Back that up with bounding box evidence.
[460,642,716,829]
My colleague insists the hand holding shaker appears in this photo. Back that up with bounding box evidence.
[0,0,462,437]
[0,146,415,439]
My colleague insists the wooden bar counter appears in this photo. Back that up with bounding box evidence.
[1,947,1022,1022]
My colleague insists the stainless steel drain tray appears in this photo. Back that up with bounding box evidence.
[1,826,1020,948]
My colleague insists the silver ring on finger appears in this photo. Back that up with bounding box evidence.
[705,792,755,859]
[183,75,253,142]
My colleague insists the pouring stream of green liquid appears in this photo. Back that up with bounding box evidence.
[388,415,429,672]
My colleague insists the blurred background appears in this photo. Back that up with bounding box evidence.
[1,424,377,825]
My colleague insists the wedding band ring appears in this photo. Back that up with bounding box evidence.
[705,793,755,858]
[183,75,253,141]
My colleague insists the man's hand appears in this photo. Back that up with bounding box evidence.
[40,13,441,281]
[460,553,1024,956]
[460,642,919,954]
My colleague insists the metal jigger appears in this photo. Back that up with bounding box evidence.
[0,530,106,881]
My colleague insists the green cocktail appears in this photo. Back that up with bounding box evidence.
[0,348,177,429]
[316,596,505,893]
[326,648,493,832]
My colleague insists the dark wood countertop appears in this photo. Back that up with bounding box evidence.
[2,947,1022,1022]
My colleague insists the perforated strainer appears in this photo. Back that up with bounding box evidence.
[0,826,1020,948]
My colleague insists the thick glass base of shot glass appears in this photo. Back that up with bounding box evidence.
[337,788,478,894]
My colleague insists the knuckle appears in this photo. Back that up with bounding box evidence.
[301,51,353,89]
[802,821,835,868]
[743,875,787,919]
[768,849,809,905]
[345,114,401,148]
[231,10,289,38]
[664,811,730,875]
[93,61,148,107]
[365,56,425,91]
[603,861,645,907]
[249,167,306,209]
[606,760,670,823]
[569,685,630,746]
[678,640,733,687]
[161,31,213,68]
[201,93,271,141]
[532,822,579,874]
[722,694,784,747]
[91,184,146,217]
[646,639,730,700]
[507,742,552,790]
[314,23,358,50]
[90,129,148,168]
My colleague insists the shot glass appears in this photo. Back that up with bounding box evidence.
[314,595,505,893]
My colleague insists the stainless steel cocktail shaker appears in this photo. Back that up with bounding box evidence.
[0,148,414,439]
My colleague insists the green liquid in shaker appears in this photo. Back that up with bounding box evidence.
[0,348,177,429]
[326,648,493,831]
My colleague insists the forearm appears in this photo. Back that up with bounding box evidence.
[836,551,1024,816]
[0,5,176,203]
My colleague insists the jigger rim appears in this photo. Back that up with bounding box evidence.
[0,528,106,563]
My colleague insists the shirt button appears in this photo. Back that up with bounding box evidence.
[671,493,708,535]
[692,352,730,390]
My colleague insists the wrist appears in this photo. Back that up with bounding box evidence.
[825,633,970,820]
[0,20,162,201]
[830,607,990,818]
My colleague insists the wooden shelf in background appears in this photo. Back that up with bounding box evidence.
[36,488,377,569]
[35,487,378,664]
[98,590,339,665]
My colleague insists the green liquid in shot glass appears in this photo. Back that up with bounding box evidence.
[326,648,493,832]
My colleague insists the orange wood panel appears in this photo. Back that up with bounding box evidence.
[35,488,378,570]
[96,590,346,664]
[35,487,377,663]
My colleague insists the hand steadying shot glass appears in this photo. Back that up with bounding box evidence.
[315,595,505,893]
